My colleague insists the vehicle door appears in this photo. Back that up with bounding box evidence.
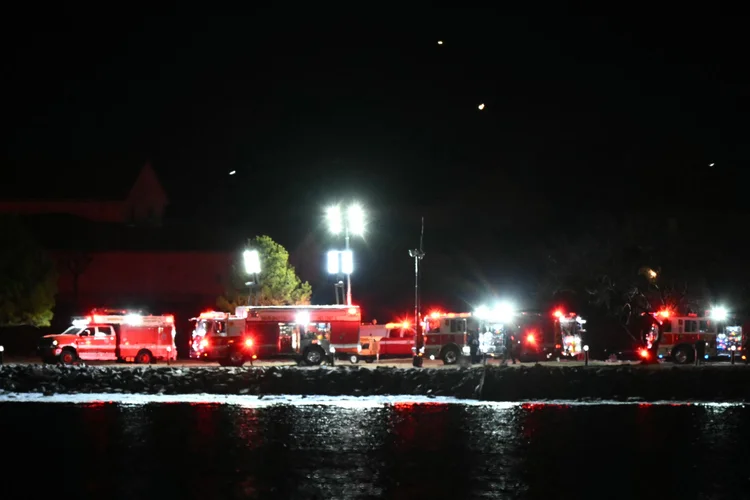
[94,325,117,360]
[75,327,96,360]
[395,328,416,356]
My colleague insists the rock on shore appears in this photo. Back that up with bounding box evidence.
[1,363,749,401]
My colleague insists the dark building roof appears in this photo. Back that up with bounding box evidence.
[22,214,244,252]
[0,161,155,201]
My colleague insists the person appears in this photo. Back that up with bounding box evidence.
[501,331,518,365]
[694,339,705,366]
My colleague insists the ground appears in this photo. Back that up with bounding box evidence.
[2,355,745,370]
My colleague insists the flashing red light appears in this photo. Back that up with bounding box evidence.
[657,309,671,319]
[244,338,254,347]
[639,349,650,359]
[165,315,174,324]
[347,307,358,315]
[93,314,105,323]
[553,309,564,318]
[200,338,209,348]
[526,333,536,344]
[429,311,442,318]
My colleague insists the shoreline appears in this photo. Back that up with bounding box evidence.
[2,363,750,402]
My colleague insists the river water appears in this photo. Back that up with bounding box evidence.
[0,395,747,499]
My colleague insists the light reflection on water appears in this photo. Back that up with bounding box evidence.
[1,399,748,499]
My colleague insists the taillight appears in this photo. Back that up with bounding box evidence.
[639,348,649,359]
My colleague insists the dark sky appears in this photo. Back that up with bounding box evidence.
[4,11,748,318]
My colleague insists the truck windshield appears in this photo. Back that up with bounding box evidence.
[194,320,226,336]
[61,326,83,335]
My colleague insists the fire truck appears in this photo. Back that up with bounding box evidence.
[358,321,415,363]
[189,311,245,359]
[647,309,743,364]
[37,309,177,365]
[422,312,476,364]
[474,306,586,362]
[199,305,361,366]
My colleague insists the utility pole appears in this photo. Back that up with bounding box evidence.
[411,217,425,368]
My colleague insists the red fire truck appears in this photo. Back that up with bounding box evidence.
[189,311,246,359]
[422,311,475,364]
[37,309,177,365]
[358,321,415,363]
[474,305,586,362]
[199,305,361,366]
[647,309,743,364]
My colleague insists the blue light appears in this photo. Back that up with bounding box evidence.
[704,354,709,359]
[658,354,663,359]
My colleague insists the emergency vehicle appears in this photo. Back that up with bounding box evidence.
[647,309,743,364]
[189,311,245,359]
[422,311,476,364]
[358,321,415,363]
[474,306,586,362]
[198,305,361,366]
[37,309,177,365]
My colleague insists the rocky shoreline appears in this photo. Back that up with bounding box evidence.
[1,364,749,401]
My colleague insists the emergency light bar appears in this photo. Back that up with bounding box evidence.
[72,313,175,327]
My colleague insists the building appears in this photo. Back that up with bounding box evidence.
[0,163,239,357]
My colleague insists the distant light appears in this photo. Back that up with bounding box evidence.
[639,349,649,359]
[125,314,143,326]
[583,345,589,352]
[229,170,236,175]
[478,103,485,110]
[327,250,340,274]
[341,250,354,275]
[243,249,261,275]
[553,309,564,318]
[704,354,709,359]
[526,333,536,344]
[347,204,365,236]
[437,40,443,45]
[296,311,311,325]
[711,306,728,321]
[647,269,657,279]
[709,163,715,167]
[327,205,343,235]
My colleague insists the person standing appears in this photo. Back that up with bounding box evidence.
[501,330,518,365]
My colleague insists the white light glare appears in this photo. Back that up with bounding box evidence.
[243,249,261,275]
[327,206,343,235]
[341,250,354,275]
[0,345,4,352]
[437,40,443,45]
[494,301,514,322]
[229,170,236,175]
[478,103,485,110]
[327,250,340,274]
[125,314,143,326]
[475,305,490,319]
[347,204,365,236]
[296,311,311,325]
[711,306,728,321]
[583,345,589,352]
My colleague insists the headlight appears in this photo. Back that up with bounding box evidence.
[329,346,336,354]
[52,340,58,346]
[357,344,362,353]
[462,345,471,355]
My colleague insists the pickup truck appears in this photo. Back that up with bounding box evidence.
[357,323,415,363]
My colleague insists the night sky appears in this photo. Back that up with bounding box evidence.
[4,11,748,319]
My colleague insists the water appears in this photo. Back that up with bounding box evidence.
[1,396,748,499]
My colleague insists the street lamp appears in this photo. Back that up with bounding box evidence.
[243,249,261,306]
[326,204,365,306]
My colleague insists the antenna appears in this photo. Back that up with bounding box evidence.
[410,217,426,367]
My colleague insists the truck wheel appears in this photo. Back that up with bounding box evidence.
[672,345,692,365]
[349,354,359,364]
[135,350,153,364]
[59,348,77,365]
[442,347,459,365]
[227,349,245,367]
[304,347,324,366]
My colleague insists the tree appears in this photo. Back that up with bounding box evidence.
[217,235,312,311]
[0,215,58,327]
[59,250,93,307]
